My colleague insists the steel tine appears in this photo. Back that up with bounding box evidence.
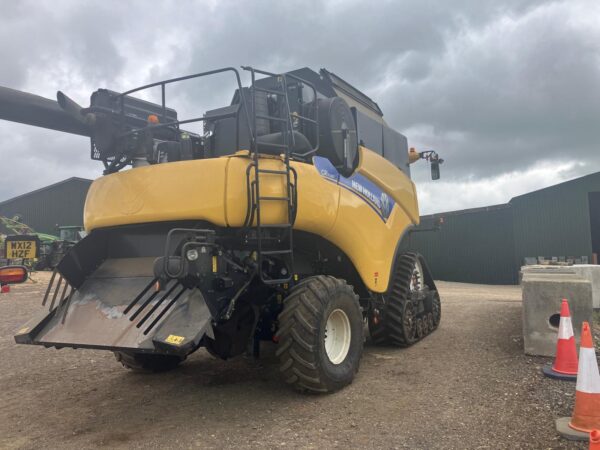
[58,279,69,306]
[136,281,180,328]
[48,276,63,311]
[42,269,58,306]
[144,286,187,335]
[61,287,75,324]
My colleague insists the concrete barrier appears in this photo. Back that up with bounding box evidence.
[570,265,600,310]
[521,270,593,356]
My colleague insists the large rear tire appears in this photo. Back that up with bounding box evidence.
[114,351,185,373]
[275,275,364,393]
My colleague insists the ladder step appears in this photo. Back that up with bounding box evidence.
[261,249,293,255]
[255,114,288,123]
[257,168,288,175]
[259,196,290,201]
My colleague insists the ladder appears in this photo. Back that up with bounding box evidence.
[243,67,297,285]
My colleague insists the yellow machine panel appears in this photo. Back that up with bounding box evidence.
[84,147,419,292]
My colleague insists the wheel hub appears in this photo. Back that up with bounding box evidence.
[324,309,351,364]
[409,259,424,292]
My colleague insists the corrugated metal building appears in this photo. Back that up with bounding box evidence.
[405,172,600,284]
[0,178,92,235]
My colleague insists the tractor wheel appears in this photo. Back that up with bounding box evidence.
[114,351,185,373]
[275,275,364,394]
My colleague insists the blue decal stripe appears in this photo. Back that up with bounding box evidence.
[313,156,396,223]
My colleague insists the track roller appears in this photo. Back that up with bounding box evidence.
[369,252,441,347]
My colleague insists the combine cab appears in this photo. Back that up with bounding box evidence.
[1,67,442,392]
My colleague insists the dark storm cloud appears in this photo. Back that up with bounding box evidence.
[0,0,597,214]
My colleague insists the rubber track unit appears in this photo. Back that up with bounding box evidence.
[370,252,440,347]
[114,351,185,373]
[275,275,363,393]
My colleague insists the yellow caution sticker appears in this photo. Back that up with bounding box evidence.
[165,335,185,345]
[212,255,218,273]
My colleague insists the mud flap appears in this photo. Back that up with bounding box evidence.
[14,258,214,357]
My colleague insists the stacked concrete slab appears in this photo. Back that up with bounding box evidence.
[521,267,593,356]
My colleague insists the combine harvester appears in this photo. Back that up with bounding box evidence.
[0,67,442,393]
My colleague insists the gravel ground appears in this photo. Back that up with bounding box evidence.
[0,273,598,449]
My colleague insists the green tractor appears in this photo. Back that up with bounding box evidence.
[0,216,83,269]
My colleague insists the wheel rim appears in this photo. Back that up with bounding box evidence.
[409,259,425,292]
[324,309,352,364]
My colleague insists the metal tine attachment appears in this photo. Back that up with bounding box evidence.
[143,286,188,335]
[60,286,75,324]
[129,278,177,322]
[124,277,158,314]
[136,281,180,328]
[41,269,59,307]
[47,275,64,311]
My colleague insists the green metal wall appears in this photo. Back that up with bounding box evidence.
[405,172,600,285]
[403,205,517,284]
[510,172,600,267]
[0,178,91,236]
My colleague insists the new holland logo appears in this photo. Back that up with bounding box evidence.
[380,193,391,217]
[313,156,396,222]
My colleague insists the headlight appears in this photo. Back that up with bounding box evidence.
[186,249,199,261]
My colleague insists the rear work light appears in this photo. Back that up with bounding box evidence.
[0,266,28,285]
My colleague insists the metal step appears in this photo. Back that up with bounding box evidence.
[258,196,290,201]
[257,168,288,175]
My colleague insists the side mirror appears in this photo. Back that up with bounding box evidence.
[409,149,444,180]
[0,265,29,286]
[431,160,440,180]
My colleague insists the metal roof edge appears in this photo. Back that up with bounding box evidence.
[509,170,600,202]
[420,203,511,220]
[0,177,93,207]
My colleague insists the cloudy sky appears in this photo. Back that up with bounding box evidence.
[0,0,598,214]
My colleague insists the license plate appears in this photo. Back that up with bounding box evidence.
[6,240,37,259]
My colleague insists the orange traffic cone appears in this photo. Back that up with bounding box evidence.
[543,299,578,381]
[590,430,600,449]
[556,322,600,441]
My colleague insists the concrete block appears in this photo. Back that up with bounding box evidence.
[570,264,600,310]
[519,265,575,284]
[521,271,593,356]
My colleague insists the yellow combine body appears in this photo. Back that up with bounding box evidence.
[85,146,419,292]
[2,66,442,394]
